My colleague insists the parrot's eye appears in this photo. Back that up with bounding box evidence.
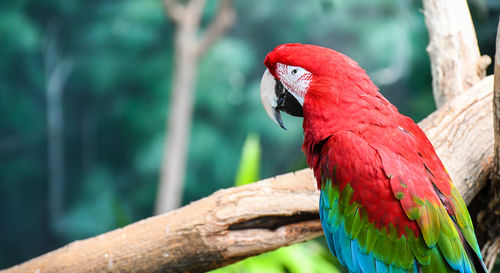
[286,65,307,82]
[272,63,312,108]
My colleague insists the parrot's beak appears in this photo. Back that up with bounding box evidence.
[260,69,303,130]
[260,69,286,129]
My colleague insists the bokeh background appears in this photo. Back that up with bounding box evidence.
[1,0,499,271]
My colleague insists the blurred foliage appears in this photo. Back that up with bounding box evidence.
[212,240,341,273]
[216,133,341,273]
[0,0,498,270]
[235,133,260,186]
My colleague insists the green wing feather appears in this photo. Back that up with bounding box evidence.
[318,130,485,273]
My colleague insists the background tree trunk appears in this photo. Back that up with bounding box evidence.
[422,0,490,107]
[44,26,74,227]
[156,0,235,214]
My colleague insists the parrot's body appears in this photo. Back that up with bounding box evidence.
[259,44,488,273]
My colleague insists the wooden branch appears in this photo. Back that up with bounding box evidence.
[420,76,494,204]
[422,0,490,106]
[492,16,500,189]
[3,170,322,273]
[483,238,500,272]
[196,0,235,57]
[2,76,494,273]
[482,17,500,273]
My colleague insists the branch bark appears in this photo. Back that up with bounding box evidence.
[492,17,500,191]
[424,3,499,269]
[419,76,494,204]
[481,16,500,272]
[3,170,322,273]
[422,0,490,107]
[2,76,494,273]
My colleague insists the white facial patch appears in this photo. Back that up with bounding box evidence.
[275,63,312,105]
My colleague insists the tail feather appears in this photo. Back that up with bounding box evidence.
[455,220,488,273]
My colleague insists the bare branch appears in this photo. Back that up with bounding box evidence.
[186,0,207,26]
[163,0,207,26]
[422,0,491,107]
[420,76,494,204]
[3,170,322,273]
[483,238,500,272]
[481,17,500,273]
[163,0,185,23]
[196,0,235,57]
[492,17,500,190]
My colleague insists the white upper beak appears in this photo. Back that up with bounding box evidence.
[260,69,285,129]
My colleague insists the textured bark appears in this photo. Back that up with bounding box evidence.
[3,170,322,273]
[422,0,490,107]
[420,76,494,204]
[492,17,500,191]
[2,76,494,273]
[480,17,500,272]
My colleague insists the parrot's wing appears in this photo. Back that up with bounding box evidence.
[318,130,485,273]
[375,117,487,273]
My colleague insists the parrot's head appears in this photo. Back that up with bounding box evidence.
[260,43,373,129]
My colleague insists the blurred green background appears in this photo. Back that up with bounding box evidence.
[1,0,499,271]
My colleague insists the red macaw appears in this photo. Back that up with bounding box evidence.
[260,43,487,273]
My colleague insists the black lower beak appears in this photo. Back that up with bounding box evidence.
[274,81,303,130]
[273,110,286,130]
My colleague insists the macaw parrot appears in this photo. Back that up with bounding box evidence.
[259,43,488,273]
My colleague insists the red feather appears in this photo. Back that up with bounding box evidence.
[266,44,454,238]
[264,43,486,273]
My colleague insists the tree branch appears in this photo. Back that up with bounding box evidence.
[422,0,491,106]
[481,16,500,273]
[2,76,494,273]
[3,170,322,273]
[163,0,184,23]
[419,76,494,204]
[196,0,235,57]
[492,16,500,191]
[185,0,206,28]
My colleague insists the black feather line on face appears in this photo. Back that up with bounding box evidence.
[275,80,303,117]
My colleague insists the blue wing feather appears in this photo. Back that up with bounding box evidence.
[320,187,418,273]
